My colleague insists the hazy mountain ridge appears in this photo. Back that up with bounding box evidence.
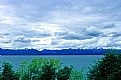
[0,48,121,55]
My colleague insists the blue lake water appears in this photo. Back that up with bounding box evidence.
[0,55,103,73]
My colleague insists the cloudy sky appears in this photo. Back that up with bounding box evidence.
[0,0,121,50]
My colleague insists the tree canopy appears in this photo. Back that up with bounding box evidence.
[1,62,19,80]
[87,52,121,80]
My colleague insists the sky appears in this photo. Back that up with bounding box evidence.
[0,0,121,50]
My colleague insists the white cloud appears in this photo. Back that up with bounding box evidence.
[47,10,104,25]
[97,37,112,47]
[0,0,121,49]
[27,22,61,33]
[83,7,94,12]
[0,16,21,25]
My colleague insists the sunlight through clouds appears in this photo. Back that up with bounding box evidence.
[0,0,121,49]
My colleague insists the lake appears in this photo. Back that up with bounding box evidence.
[0,55,103,73]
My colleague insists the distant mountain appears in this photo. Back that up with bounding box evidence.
[0,48,121,55]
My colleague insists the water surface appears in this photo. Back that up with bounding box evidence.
[0,55,103,73]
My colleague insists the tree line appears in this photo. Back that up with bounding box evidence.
[1,52,121,80]
[0,58,84,80]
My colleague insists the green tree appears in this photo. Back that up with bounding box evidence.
[0,72,2,79]
[69,70,85,80]
[18,61,31,80]
[57,66,74,80]
[18,58,62,80]
[1,62,19,80]
[87,52,121,80]
[40,63,56,80]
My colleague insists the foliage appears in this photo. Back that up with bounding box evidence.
[0,73,2,79]
[1,62,19,80]
[57,66,74,80]
[87,52,121,80]
[40,63,56,80]
[0,58,86,80]
[18,58,62,80]
[69,69,85,80]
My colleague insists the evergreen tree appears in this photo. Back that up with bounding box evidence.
[40,63,56,80]
[69,70,85,80]
[87,52,121,80]
[1,62,19,80]
[57,66,74,80]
